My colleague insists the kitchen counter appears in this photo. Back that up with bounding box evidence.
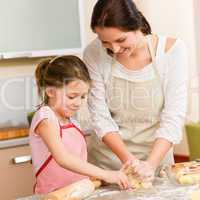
[17,195,42,200]
[0,136,29,149]
[16,178,200,200]
[0,127,29,149]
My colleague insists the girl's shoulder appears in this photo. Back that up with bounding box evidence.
[30,106,58,133]
[34,106,55,121]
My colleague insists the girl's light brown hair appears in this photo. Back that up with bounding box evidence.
[35,55,91,104]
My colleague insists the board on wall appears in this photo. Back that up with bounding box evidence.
[0,0,83,59]
[0,75,38,128]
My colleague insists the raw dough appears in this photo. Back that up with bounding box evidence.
[171,162,200,185]
[124,165,153,189]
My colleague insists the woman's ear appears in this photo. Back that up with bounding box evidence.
[45,87,55,98]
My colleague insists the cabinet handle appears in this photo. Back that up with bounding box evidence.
[12,155,32,164]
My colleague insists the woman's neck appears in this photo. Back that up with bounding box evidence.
[116,35,158,70]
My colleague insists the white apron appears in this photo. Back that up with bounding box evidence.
[87,35,174,172]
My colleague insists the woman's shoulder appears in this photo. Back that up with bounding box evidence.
[83,38,109,61]
[84,38,102,54]
[83,38,112,75]
[157,35,187,56]
[160,36,188,77]
[164,37,187,55]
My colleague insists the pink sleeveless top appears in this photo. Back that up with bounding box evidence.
[29,106,88,194]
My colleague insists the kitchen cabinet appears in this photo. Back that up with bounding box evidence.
[0,144,35,200]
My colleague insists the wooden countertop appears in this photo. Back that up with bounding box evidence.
[0,127,29,141]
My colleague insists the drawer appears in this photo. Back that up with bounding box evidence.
[0,145,35,200]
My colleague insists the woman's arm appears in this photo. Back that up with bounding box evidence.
[102,132,137,163]
[147,138,172,169]
[35,119,129,188]
[83,41,137,164]
[148,38,188,168]
[83,41,119,138]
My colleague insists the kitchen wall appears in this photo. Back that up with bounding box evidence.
[0,1,97,78]
[135,0,200,156]
[0,0,199,155]
[0,0,97,127]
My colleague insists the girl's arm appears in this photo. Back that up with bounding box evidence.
[35,119,129,189]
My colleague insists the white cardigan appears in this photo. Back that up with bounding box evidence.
[83,35,188,144]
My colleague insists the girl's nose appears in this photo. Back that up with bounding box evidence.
[74,98,82,107]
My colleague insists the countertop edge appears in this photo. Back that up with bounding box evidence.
[0,137,29,149]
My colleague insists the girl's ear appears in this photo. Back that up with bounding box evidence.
[45,87,55,98]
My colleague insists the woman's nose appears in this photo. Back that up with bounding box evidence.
[111,43,120,53]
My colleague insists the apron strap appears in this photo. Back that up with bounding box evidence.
[146,34,163,84]
[34,123,65,192]
[34,126,63,179]
[146,34,156,62]
[34,123,85,178]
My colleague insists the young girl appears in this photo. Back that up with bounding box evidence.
[29,55,129,194]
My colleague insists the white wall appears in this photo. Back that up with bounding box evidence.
[0,0,97,77]
[135,0,200,155]
[83,0,97,46]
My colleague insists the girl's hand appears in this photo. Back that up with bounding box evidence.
[103,170,131,190]
[133,161,155,181]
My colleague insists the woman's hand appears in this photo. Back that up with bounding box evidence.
[103,170,131,190]
[133,160,155,181]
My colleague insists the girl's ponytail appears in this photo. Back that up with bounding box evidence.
[35,58,51,103]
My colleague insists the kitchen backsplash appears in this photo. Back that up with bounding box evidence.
[0,75,39,128]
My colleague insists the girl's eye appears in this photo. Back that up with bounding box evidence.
[68,96,76,99]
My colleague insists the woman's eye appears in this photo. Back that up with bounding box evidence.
[102,41,108,45]
[81,95,86,99]
[118,38,126,43]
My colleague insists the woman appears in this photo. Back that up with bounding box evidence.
[83,0,188,179]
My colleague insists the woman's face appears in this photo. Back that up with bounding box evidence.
[95,27,145,57]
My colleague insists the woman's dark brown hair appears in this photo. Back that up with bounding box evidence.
[35,55,91,104]
[91,0,151,35]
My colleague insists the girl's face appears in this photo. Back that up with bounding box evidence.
[46,80,89,119]
[95,27,145,57]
